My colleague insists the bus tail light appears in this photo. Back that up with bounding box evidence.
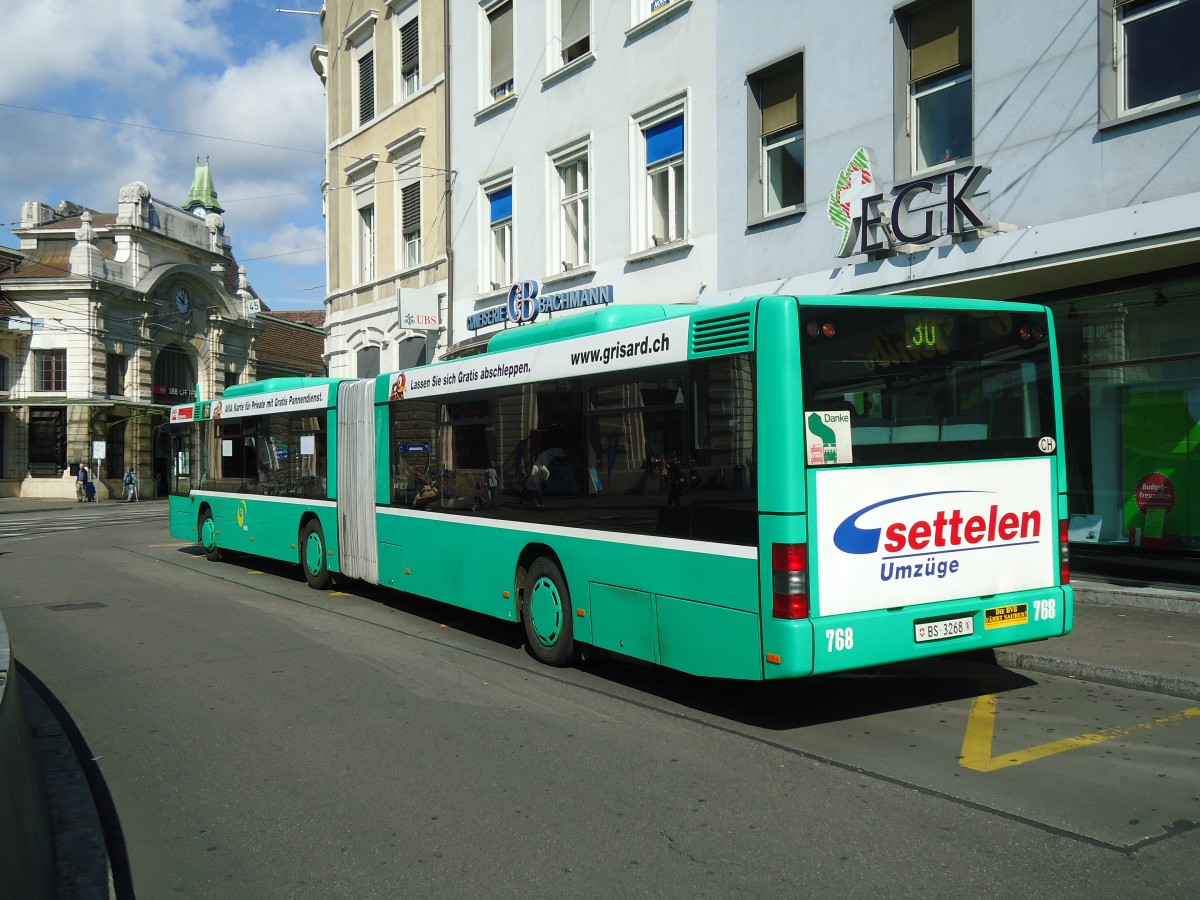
[1059,519,1070,585]
[772,543,809,619]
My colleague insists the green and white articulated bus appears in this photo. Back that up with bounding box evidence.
[168,295,1073,681]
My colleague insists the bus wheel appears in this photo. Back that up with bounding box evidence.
[522,558,575,667]
[300,519,332,590]
[199,509,222,562]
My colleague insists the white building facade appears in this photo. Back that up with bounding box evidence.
[313,0,451,379]
[448,0,1200,572]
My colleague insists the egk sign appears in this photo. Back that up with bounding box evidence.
[828,146,992,258]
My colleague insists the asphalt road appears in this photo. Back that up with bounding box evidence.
[2,506,1197,898]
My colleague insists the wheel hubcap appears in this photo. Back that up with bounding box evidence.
[529,576,563,646]
[305,533,323,574]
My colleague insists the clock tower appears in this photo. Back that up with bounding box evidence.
[184,156,225,218]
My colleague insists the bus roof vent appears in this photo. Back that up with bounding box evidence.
[691,311,754,356]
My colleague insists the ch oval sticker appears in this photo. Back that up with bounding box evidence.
[1038,436,1057,454]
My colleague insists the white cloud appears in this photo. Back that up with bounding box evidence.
[0,2,326,307]
[0,0,228,104]
[240,223,325,268]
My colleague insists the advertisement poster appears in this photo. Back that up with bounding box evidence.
[813,458,1055,616]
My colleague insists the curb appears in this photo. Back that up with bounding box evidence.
[993,649,1200,703]
[1073,580,1200,616]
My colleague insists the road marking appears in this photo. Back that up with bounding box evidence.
[961,693,1200,772]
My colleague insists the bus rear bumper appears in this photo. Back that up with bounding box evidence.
[803,586,1072,678]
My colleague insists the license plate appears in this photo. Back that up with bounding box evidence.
[915,615,975,643]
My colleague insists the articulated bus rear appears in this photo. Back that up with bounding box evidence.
[167,378,343,579]
[758,296,1072,679]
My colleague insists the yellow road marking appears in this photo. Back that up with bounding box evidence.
[961,693,1200,772]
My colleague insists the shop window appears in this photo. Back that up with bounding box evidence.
[29,407,66,475]
[898,0,972,177]
[1056,281,1200,551]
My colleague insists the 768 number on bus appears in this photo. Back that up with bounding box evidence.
[826,628,854,652]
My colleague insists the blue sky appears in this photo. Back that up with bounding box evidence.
[0,0,327,310]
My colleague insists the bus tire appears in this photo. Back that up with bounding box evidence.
[300,519,332,590]
[199,509,222,562]
[522,557,575,667]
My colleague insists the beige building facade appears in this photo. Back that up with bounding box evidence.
[312,0,451,378]
[0,173,263,499]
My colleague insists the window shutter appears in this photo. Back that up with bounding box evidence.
[401,19,419,76]
[646,116,684,165]
[909,0,971,83]
[489,185,513,224]
[490,2,514,92]
[402,182,421,232]
[562,0,589,51]
[358,50,375,122]
[760,59,803,137]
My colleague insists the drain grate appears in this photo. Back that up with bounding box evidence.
[47,601,107,612]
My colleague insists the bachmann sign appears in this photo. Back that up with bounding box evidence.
[828,146,992,258]
[467,279,614,330]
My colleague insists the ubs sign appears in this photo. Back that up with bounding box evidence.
[828,146,991,258]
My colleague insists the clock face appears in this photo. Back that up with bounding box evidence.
[173,287,190,313]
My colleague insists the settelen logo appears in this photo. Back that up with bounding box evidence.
[833,490,1044,583]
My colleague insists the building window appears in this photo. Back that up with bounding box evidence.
[224,371,240,391]
[1116,0,1200,115]
[398,10,420,98]
[559,0,590,65]
[36,349,66,392]
[645,114,685,247]
[357,345,381,379]
[106,353,127,397]
[487,183,513,289]
[354,34,376,127]
[556,153,590,270]
[487,2,514,102]
[903,0,972,174]
[152,345,196,403]
[749,54,804,219]
[358,202,376,283]
[402,181,422,269]
[0,355,8,391]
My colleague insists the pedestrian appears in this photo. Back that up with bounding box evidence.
[484,460,498,509]
[76,463,88,502]
[530,462,549,507]
[123,466,139,502]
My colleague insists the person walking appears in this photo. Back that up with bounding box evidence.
[123,466,139,502]
[76,463,88,502]
[484,461,498,509]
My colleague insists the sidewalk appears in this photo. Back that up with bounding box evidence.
[995,578,1200,701]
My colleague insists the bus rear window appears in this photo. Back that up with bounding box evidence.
[800,306,1056,464]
